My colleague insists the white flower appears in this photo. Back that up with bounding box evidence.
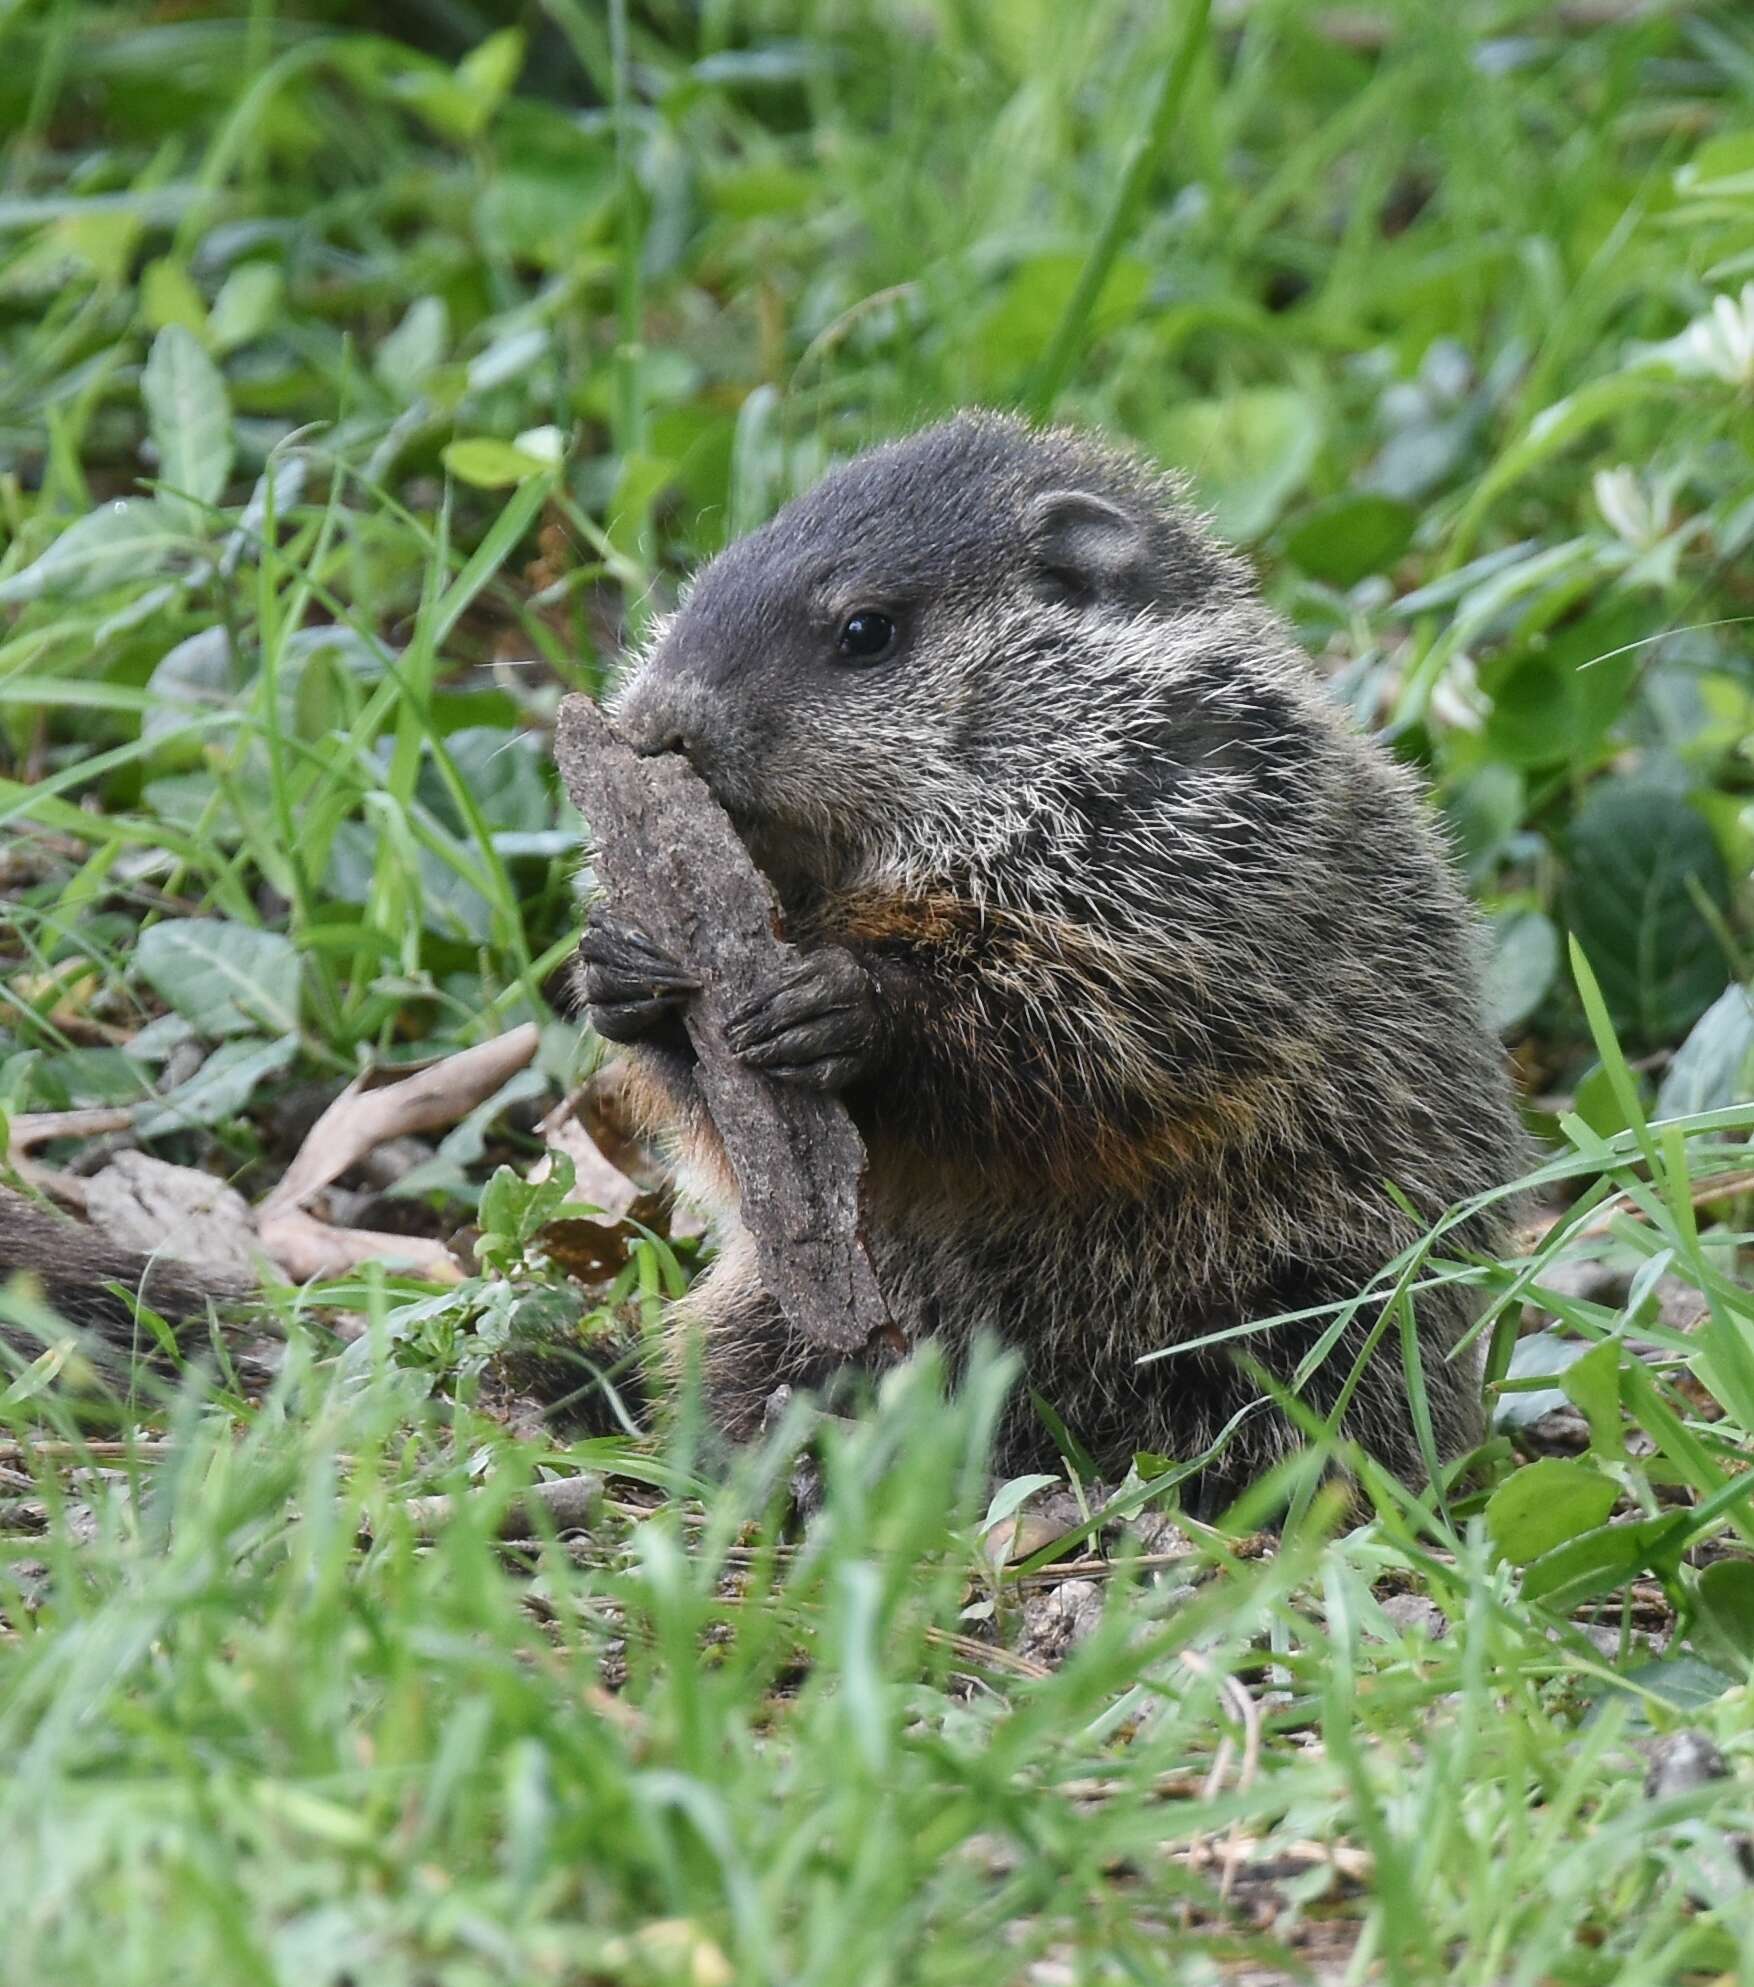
[1666,282,1754,386]
[1431,650,1486,734]
[1593,465,1672,550]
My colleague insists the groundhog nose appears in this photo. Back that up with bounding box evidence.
[638,724,716,778]
[616,688,700,763]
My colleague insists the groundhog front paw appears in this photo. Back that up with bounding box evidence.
[723,946,877,1091]
[576,908,699,1043]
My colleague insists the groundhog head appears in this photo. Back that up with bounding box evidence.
[610,410,1246,884]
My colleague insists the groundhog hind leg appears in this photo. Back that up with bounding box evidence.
[672,1233,850,1448]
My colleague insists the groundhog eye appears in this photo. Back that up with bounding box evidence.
[835,610,895,662]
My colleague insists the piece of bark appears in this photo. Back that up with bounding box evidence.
[554,694,890,1356]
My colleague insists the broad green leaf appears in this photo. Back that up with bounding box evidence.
[1282,492,1415,586]
[142,626,239,743]
[1572,1061,1642,1141]
[142,323,233,525]
[1655,982,1754,1118]
[1695,1559,1754,1678]
[1559,1340,1624,1459]
[473,99,614,263]
[1520,1513,1688,1609]
[1443,762,1525,880]
[454,28,526,133]
[1368,412,1472,503]
[59,208,140,285]
[442,437,554,488]
[1,1341,75,1407]
[1564,783,1732,1046]
[134,919,301,1039]
[1483,908,1559,1033]
[209,261,285,351]
[420,727,549,836]
[26,1047,152,1110]
[476,1158,586,1271]
[96,578,185,641]
[1613,1655,1738,1710]
[980,1474,1063,1536]
[1494,1330,1595,1431]
[373,27,523,144]
[140,255,207,335]
[134,1035,299,1138]
[1483,605,1648,770]
[0,500,185,605]
[1153,388,1323,541]
[1676,131,1754,197]
[466,325,549,393]
[1486,1456,1618,1565]
[376,295,448,393]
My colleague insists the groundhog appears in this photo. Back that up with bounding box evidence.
[576,411,1526,1501]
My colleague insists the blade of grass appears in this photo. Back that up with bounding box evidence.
[1022,0,1212,420]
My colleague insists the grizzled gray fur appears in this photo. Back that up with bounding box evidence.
[577,411,1526,1500]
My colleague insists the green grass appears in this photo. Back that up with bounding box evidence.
[3,1,1754,1979]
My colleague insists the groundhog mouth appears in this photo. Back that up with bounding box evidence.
[723,807,851,909]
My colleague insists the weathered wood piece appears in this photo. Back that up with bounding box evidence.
[554,694,891,1356]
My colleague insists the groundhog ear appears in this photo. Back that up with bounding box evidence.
[1026,490,1152,609]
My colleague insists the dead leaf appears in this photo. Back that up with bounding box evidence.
[250,1025,542,1280]
[260,1024,542,1220]
[4,1107,137,1154]
[530,1106,645,1223]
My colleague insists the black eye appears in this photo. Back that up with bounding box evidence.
[835,610,895,662]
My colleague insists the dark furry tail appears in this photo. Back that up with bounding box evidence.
[0,1184,257,1374]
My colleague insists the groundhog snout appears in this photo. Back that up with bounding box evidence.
[615,672,714,769]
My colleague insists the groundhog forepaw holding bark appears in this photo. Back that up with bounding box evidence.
[723,946,877,1091]
[576,908,700,1043]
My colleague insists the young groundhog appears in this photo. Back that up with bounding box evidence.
[577,411,1526,1500]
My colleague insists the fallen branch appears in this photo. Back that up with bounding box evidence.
[390,1470,603,1541]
